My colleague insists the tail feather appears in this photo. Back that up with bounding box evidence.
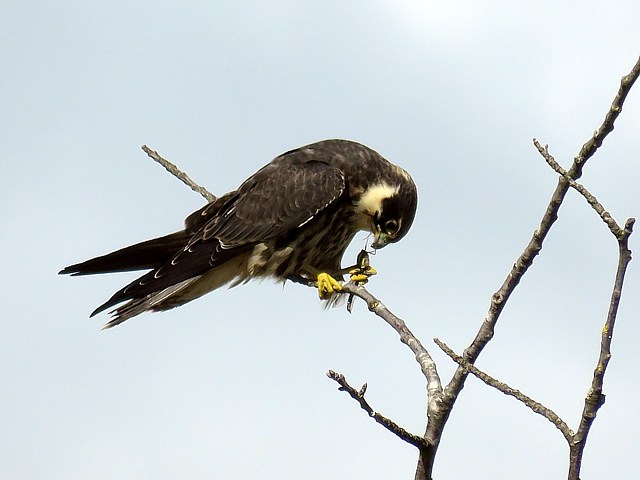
[100,277,201,329]
[60,225,253,328]
[59,231,190,276]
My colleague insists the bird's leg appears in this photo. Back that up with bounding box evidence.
[304,251,377,300]
[286,274,316,287]
[303,266,344,299]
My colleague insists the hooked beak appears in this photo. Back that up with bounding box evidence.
[372,231,391,249]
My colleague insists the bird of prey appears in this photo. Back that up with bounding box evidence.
[60,139,418,328]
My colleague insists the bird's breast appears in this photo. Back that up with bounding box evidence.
[247,203,360,280]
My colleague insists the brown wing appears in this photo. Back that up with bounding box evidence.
[89,157,346,316]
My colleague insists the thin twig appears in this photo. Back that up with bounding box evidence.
[141,145,216,202]
[327,370,430,450]
[568,218,634,480]
[434,338,574,442]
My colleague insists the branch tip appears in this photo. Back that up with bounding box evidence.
[141,145,216,202]
[327,369,430,450]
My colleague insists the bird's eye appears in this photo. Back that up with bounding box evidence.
[384,219,399,235]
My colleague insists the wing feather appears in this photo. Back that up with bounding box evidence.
[91,155,345,315]
[202,160,345,247]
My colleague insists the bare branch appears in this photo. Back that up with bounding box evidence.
[425,56,640,477]
[568,218,635,479]
[327,370,430,450]
[574,56,640,167]
[533,140,623,236]
[440,55,640,416]
[141,145,216,202]
[434,338,574,442]
[288,252,441,398]
[338,282,443,413]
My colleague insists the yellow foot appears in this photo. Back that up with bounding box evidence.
[317,272,343,299]
[349,266,377,284]
[348,250,377,285]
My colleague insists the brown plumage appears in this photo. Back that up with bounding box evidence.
[60,139,418,328]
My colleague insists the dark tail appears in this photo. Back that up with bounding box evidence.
[59,231,190,276]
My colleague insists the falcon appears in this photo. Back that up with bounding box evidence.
[60,139,418,328]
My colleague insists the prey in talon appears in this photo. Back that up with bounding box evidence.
[349,250,377,285]
[316,250,377,300]
[60,139,417,329]
[346,250,378,313]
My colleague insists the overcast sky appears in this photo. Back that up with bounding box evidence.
[2,1,639,479]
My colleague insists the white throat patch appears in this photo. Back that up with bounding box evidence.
[355,182,400,217]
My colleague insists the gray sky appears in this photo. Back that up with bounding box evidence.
[2,1,639,478]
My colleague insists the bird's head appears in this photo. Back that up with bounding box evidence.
[356,175,418,249]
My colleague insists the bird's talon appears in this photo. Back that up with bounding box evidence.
[350,273,367,283]
[348,266,377,285]
[317,272,342,299]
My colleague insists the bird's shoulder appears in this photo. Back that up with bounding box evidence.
[179,148,352,251]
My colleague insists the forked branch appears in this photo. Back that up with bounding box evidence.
[568,217,634,479]
[436,216,634,480]
[434,338,574,442]
[532,140,623,236]
[440,54,640,413]
[339,281,443,409]
[435,57,639,480]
